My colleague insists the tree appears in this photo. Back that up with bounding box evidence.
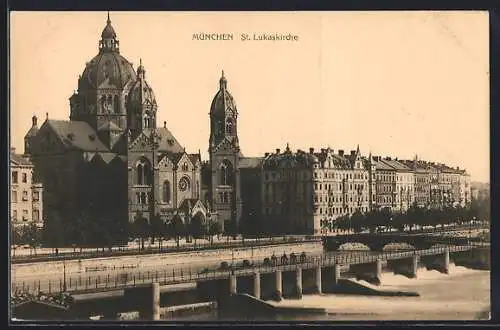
[150,213,164,247]
[132,212,150,250]
[208,221,223,244]
[349,211,365,233]
[169,214,185,248]
[23,222,42,255]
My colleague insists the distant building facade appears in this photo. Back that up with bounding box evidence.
[10,148,43,228]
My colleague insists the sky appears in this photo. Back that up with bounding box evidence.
[10,11,489,182]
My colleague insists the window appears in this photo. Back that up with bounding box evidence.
[22,209,28,221]
[163,181,171,203]
[226,118,233,134]
[12,210,17,221]
[22,173,27,183]
[220,161,233,186]
[33,209,39,222]
[12,171,18,184]
[182,162,189,171]
[12,191,17,203]
[32,191,39,201]
[22,190,28,201]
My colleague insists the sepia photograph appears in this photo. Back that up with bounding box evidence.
[9,11,490,322]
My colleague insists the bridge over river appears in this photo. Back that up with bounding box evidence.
[12,244,488,296]
[11,244,490,320]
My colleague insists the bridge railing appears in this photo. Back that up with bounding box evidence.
[11,237,321,264]
[10,245,475,297]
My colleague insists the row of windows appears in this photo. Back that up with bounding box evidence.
[318,207,369,215]
[11,190,39,203]
[315,195,368,203]
[11,209,39,222]
[314,182,366,191]
[219,192,231,204]
[11,171,29,184]
[315,171,367,180]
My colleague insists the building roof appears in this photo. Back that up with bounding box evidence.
[142,128,184,154]
[44,120,109,152]
[11,153,33,167]
[373,159,395,171]
[262,146,316,170]
[380,159,412,172]
[97,120,122,132]
[239,157,263,169]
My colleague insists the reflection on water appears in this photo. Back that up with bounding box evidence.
[167,263,490,321]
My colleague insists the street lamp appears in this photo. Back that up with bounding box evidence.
[63,259,67,292]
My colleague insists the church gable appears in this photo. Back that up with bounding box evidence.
[213,137,237,154]
[128,131,152,152]
[158,154,174,170]
[175,152,195,172]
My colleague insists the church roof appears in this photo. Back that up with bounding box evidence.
[188,154,201,166]
[97,121,122,131]
[142,128,184,153]
[45,120,109,152]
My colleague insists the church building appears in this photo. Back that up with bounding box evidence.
[24,14,211,246]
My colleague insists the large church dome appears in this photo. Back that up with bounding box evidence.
[210,71,237,115]
[78,14,136,90]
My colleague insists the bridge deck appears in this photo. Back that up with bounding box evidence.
[11,245,474,296]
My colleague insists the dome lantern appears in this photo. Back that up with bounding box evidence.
[99,12,120,53]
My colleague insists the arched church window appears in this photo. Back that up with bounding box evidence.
[226,118,233,134]
[100,95,106,112]
[137,164,143,185]
[143,163,151,185]
[220,160,233,186]
[163,181,171,203]
[137,158,152,185]
[114,95,120,114]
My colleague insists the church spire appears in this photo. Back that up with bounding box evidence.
[219,70,227,90]
[137,58,146,79]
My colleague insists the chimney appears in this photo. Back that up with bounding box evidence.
[385,157,391,161]
[32,115,38,127]
[309,148,314,154]
[321,148,326,153]
[350,150,356,156]
[265,152,270,157]
[276,148,280,154]
[339,150,344,156]
[163,121,166,128]
[395,157,398,161]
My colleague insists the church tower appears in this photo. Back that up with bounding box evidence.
[208,71,242,233]
[70,13,136,152]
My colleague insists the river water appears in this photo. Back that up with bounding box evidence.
[168,263,490,321]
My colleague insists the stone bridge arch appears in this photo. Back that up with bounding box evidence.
[338,242,371,251]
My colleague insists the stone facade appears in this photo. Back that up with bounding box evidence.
[10,148,43,228]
